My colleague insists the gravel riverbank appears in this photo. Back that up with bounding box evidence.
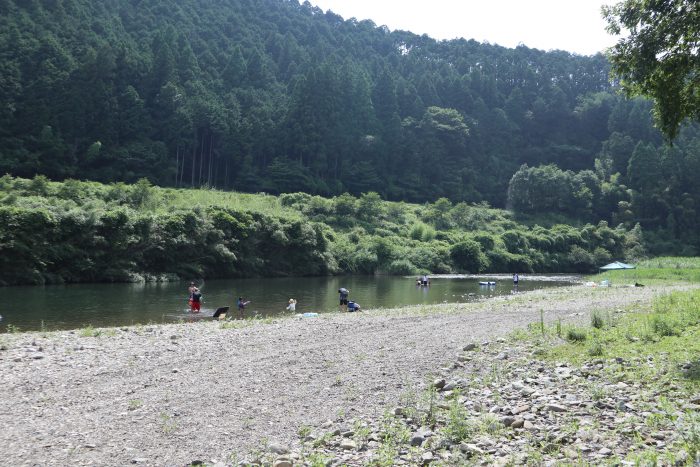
[0,284,688,466]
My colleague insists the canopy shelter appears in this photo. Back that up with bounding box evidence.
[599,261,636,270]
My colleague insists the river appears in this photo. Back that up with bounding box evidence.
[0,274,577,332]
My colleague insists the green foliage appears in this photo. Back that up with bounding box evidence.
[0,177,647,284]
[566,328,588,343]
[408,222,436,242]
[450,240,488,273]
[591,310,606,330]
[443,395,476,443]
[0,0,696,256]
[604,0,700,140]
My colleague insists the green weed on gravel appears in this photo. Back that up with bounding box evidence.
[79,325,102,337]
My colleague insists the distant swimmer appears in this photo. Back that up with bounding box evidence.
[286,298,297,312]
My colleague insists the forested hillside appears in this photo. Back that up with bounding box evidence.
[1,0,698,254]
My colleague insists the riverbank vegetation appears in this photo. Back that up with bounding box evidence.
[541,259,700,380]
[590,257,700,285]
[0,175,645,285]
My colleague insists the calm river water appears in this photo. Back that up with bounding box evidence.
[0,275,577,332]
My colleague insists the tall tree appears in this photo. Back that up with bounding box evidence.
[604,0,700,139]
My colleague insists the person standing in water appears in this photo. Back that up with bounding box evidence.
[338,287,349,312]
[190,287,202,313]
[237,297,250,317]
[286,298,297,312]
[187,282,196,310]
[513,273,519,291]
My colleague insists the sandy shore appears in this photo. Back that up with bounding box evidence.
[0,284,679,466]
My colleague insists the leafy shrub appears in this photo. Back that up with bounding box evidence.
[450,240,488,272]
[409,222,436,241]
[587,341,604,356]
[387,259,418,275]
[566,328,587,342]
[650,315,681,337]
[591,310,605,329]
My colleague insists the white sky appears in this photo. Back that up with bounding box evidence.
[306,0,620,56]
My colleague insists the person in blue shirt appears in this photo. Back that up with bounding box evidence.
[347,301,361,312]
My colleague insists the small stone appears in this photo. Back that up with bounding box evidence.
[409,433,424,447]
[32,354,44,360]
[172,368,180,373]
[443,381,457,391]
[598,447,612,456]
[511,418,525,429]
[463,343,477,351]
[273,459,293,467]
[131,458,147,464]
[459,443,484,456]
[501,416,515,427]
[512,404,530,415]
[268,442,289,455]
[545,403,567,412]
[433,379,446,390]
[340,439,357,450]
[393,407,405,416]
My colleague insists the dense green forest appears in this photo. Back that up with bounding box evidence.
[0,176,645,285]
[0,0,698,259]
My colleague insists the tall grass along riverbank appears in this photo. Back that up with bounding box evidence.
[1,175,645,285]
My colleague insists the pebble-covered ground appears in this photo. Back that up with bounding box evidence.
[0,284,693,466]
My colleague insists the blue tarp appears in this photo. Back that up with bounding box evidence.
[599,261,636,270]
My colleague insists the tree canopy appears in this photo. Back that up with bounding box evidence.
[0,0,699,255]
[604,0,700,139]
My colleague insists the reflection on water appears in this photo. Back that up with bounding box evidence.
[0,275,575,332]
